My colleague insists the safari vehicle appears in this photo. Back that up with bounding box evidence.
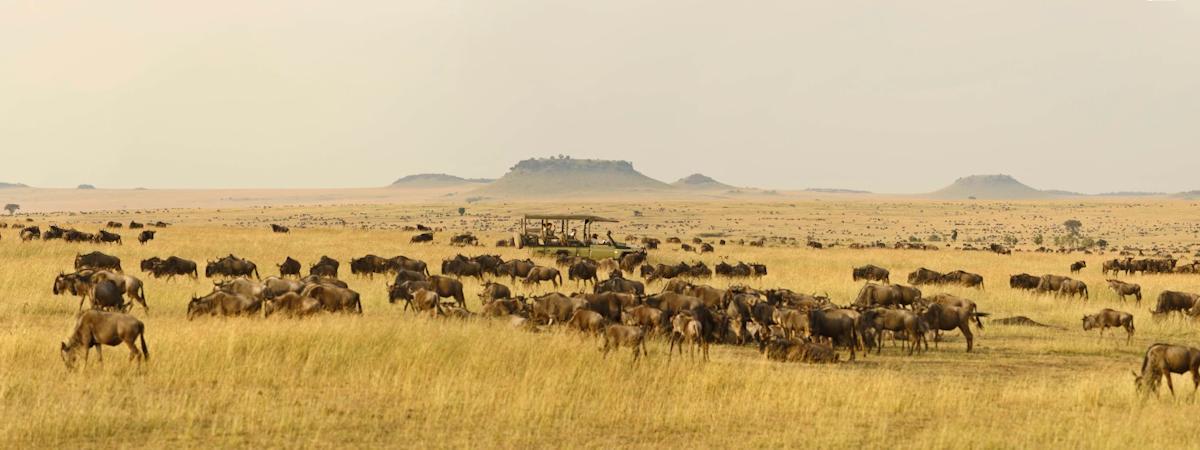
[517,214,639,259]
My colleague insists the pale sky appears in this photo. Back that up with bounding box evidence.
[1,1,1197,193]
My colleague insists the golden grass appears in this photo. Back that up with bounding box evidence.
[3,200,1200,448]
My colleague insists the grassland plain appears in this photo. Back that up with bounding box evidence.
[2,200,1200,448]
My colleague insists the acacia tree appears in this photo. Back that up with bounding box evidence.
[1063,219,1082,236]
[3,204,17,215]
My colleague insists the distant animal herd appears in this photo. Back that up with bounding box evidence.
[9,219,1199,397]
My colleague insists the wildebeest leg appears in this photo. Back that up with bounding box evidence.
[962,325,974,352]
[1165,370,1176,396]
[126,339,140,362]
[77,296,87,312]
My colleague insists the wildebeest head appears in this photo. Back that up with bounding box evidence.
[60,341,82,370]
[187,294,212,320]
[1081,315,1101,331]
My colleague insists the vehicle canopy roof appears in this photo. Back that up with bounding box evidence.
[522,214,618,223]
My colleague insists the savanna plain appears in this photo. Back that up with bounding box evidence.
[3,199,1200,449]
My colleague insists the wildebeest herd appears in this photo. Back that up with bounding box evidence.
[36,227,1200,398]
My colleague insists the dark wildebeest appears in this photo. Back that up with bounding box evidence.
[301,284,362,314]
[90,271,149,313]
[89,279,129,312]
[263,292,322,318]
[480,298,526,318]
[601,325,647,364]
[349,255,391,278]
[270,224,290,233]
[410,232,434,243]
[568,260,599,286]
[97,230,122,245]
[1035,274,1071,294]
[60,310,148,369]
[523,266,562,288]
[1058,279,1089,300]
[262,276,306,299]
[594,274,645,296]
[1082,309,1134,344]
[620,251,647,273]
[75,251,122,272]
[920,303,976,352]
[140,257,163,274]
[1106,279,1142,304]
[1133,343,1200,396]
[854,283,921,309]
[302,275,347,289]
[1102,259,1123,276]
[187,291,262,319]
[478,281,512,304]
[761,338,839,364]
[497,259,536,282]
[1070,260,1086,273]
[388,256,430,276]
[422,276,467,310]
[309,256,340,279]
[149,256,197,280]
[715,261,753,277]
[471,255,505,276]
[441,257,484,280]
[801,308,860,360]
[566,310,608,336]
[392,269,428,285]
[449,233,478,246]
[1150,291,1200,318]
[860,308,926,355]
[1009,273,1041,290]
[624,305,664,334]
[529,293,584,324]
[206,255,260,279]
[129,221,144,229]
[853,265,891,284]
[907,268,943,286]
[137,230,156,244]
[278,257,302,278]
[941,270,984,288]
[20,226,40,241]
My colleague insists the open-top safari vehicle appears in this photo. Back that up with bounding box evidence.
[517,214,639,259]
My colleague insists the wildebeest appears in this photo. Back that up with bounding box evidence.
[129,221,144,229]
[388,256,430,276]
[309,256,340,279]
[263,292,323,318]
[398,276,466,311]
[528,293,585,324]
[1058,279,1089,300]
[854,283,921,309]
[668,312,708,361]
[941,270,984,288]
[1102,259,1123,276]
[920,303,976,352]
[1150,291,1200,318]
[206,255,260,279]
[497,259,536,282]
[480,298,527,317]
[619,251,647,273]
[278,257,302,278]
[594,273,645,296]
[75,251,122,272]
[601,325,647,363]
[97,230,122,244]
[568,260,599,286]
[187,291,262,319]
[907,268,943,285]
[143,256,197,280]
[441,256,484,280]
[1082,309,1134,344]
[89,279,129,312]
[860,308,926,355]
[800,308,860,360]
[410,232,434,243]
[761,338,839,363]
[301,284,362,314]
[1009,273,1041,290]
[90,271,149,313]
[1133,343,1200,396]
[1035,274,1071,294]
[1106,279,1142,304]
[270,224,290,233]
[523,266,562,287]
[20,226,40,241]
[215,277,265,301]
[1070,260,1086,273]
[449,233,478,246]
[137,230,156,244]
[566,309,608,336]
[853,265,890,284]
[60,310,148,369]
[262,276,306,299]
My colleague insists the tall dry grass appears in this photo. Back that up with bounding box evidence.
[2,201,1200,448]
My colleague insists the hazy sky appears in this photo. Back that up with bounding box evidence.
[2,1,1197,193]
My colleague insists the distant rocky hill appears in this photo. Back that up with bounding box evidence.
[469,157,671,197]
[390,173,492,188]
[671,174,734,190]
[806,188,871,194]
[927,175,1056,200]
[0,182,27,189]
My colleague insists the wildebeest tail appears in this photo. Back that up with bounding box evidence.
[140,331,150,360]
[973,311,989,329]
[253,265,261,280]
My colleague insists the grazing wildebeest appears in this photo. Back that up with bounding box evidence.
[309,256,340,279]
[349,255,391,278]
[860,308,926,355]
[853,283,921,309]
[800,308,860,360]
[148,256,198,280]
[497,259,536,282]
[215,277,265,301]
[75,251,122,272]
[1070,260,1086,273]
[853,265,891,284]
[920,303,976,352]
[60,310,148,369]
[907,268,943,285]
[140,257,163,274]
[478,281,512,304]
[623,305,664,334]
[698,243,714,253]
[263,292,323,318]
[301,284,362,314]
[568,260,600,286]
[941,270,984,288]
[523,266,562,288]
[388,256,430,276]
[441,256,484,280]
[128,221,144,229]
[187,291,262,319]
[20,226,40,241]
[137,230,156,245]
[1009,273,1041,290]
[715,261,752,277]
[601,325,647,363]
[1150,291,1200,318]
[761,338,839,363]
[417,276,466,310]
[1106,279,1142,304]
[566,310,608,336]
[303,275,347,289]
[594,274,645,296]
[481,298,527,318]
[410,232,434,243]
[1133,343,1200,396]
[1058,279,1089,300]
[97,230,122,245]
[278,257,302,278]
[529,293,584,324]
[206,255,260,279]
[262,276,306,299]
[270,224,290,233]
[1082,309,1134,344]
[449,233,478,246]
